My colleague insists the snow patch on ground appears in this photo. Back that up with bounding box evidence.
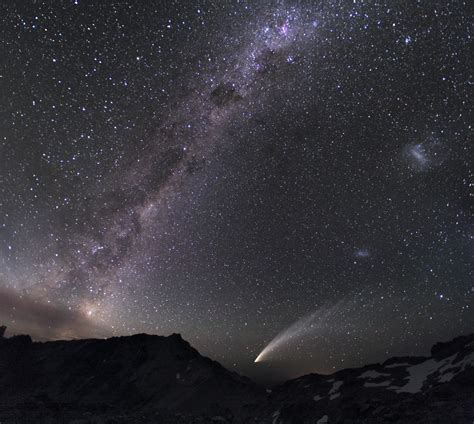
[316,415,328,423]
[389,359,439,393]
[359,370,390,379]
[437,352,474,383]
[313,394,323,402]
[328,380,343,400]
[329,380,342,394]
[389,354,458,393]
[438,372,455,383]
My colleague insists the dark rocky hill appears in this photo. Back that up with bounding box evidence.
[0,331,472,423]
[0,332,264,423]
[256,333,474,424]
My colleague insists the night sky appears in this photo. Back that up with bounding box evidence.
[1,1,472,383]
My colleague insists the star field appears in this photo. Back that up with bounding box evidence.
[0,0,472,383]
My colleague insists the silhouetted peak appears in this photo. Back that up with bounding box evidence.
[169,332,183,340]
[431,333,474,358]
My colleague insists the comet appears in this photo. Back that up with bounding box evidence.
[254,302,347,363]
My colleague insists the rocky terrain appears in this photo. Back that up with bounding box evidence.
[0,330,472,423]
[256,333,474,424]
